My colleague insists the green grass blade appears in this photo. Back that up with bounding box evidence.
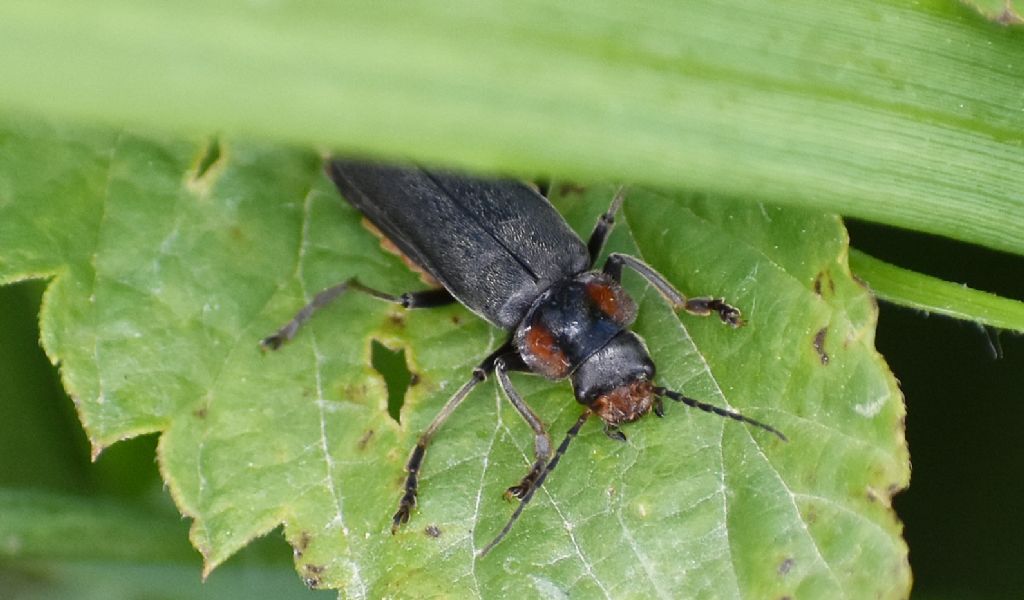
[850,249,1024,332]
[0,1,1021,254]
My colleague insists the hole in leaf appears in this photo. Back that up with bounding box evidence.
[371,340,411,422]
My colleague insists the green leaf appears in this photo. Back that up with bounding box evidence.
[0,119,909,597]
[850,249,1024,333]
[0,1,1022,255]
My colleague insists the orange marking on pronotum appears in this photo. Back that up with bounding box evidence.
[585,280,632,324]
[524,324,571,378]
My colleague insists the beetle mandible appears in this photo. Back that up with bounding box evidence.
[262,159,786,555]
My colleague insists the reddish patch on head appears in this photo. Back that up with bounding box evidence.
[586,280,631,324]
[523,324,571,379]
[592,380,655,426]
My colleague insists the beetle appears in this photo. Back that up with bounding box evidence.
[262,159,786,556]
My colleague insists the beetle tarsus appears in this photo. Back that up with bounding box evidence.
[391,499,414,533]
[504,460,543,501]
[682,297,744,327]
[494,356,554,504]
[392,443,426,533]
[602,253,744,328]
[711,299,744,327]
[479,411,591,557]
[260,334,287,351]
[603,424,627,442]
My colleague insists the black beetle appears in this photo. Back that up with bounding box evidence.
[262,159,785,555]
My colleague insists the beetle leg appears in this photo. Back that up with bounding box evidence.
[350,281,454,309]
[494,355,552,501]
[392,371,483,532]
[586,186,627,266]
[392,342,511,532]
[261,278,454,349]
[602,423,627,442]
[478,410,591,557]
[603,253,744,327]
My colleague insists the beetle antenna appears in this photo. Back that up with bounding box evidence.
[478,410,591,557]
[654,386,787,442]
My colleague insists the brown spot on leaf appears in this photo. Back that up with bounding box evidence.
[293,531,312,558]
[778,557,795,575]
[450,314,462,325]
[357,429,375,451]
[424,525,442,538]
[193,407,207,419]
[813,327,830,365]
[409,373,421,386]
[388,312,405,327]
[302,563,325,589]
[813,271,835,297]
[340,383,367,402]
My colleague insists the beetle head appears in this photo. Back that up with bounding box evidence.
[590,379,656,426]
[571,330,656,426]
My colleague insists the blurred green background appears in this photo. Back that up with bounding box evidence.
[1,216,1021,598]
[847,220,1024,599]
[0,278,331,599]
